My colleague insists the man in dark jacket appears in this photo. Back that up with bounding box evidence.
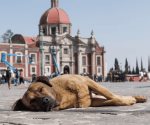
[6,67,11,89]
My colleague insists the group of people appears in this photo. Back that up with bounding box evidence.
[93,74,103,82]
[0,67,24,89]
[139,70,149,82]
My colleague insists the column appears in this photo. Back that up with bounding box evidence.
[40,42,45,75]
[78,49,82,74]
[102,52,106,78]
[25,44,28,78]
[91,49,96,76]
[9,44,13,65]
[70,45,74,74]
[56,46,60,73]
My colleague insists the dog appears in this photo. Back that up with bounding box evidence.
[12,74,147,111]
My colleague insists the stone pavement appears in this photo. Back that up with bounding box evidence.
[0,82,150,125]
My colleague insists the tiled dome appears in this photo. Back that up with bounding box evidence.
[40,8,71,25]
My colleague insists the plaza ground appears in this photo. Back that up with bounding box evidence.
[0,82,150,125]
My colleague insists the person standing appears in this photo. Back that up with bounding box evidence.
[19,69,24,84]
[6,67,11,89]
[14,69,20,86]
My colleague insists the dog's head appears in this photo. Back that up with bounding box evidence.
[13,76,59,112]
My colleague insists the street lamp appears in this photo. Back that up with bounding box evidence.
[49,45,60,76]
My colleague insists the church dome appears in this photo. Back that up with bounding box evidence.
[40,7,71,25]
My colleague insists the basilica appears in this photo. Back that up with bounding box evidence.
[0,0,106,79]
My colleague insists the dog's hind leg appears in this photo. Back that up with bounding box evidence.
[90,95,147,107]
[91,96,136,107]
[85,78,147,105]
[85,78,116,100]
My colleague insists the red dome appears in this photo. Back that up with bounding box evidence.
[40,8,71,25]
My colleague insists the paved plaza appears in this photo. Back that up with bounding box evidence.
[0,82,150,125]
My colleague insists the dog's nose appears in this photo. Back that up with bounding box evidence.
[42,97,50,104]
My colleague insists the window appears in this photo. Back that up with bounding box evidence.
[64,48,68,54]
[15,53,22,63]
[30,66,36,75]
[97,57,101,66]
[98,67,101,73]
[17,56,21,63]
[32,67,35,73]
[45,55,50,64]
[83,68,86,73]
[63,27,67,33]
[0,52,7,63]
[45,66,51,76]
[51,27,56,35]
[82,56,86,66]
[30,54,36,64]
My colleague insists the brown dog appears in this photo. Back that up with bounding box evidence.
[13,74,147,111]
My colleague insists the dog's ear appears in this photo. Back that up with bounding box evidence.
[12,99,29,111]
[35,76,52,87]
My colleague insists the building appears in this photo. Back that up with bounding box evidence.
[0,0,106,79]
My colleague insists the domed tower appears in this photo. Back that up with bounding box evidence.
[39,0,71,35]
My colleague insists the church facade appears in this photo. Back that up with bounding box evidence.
[0,0,106,79]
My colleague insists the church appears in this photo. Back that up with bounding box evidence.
[0,0,106,79]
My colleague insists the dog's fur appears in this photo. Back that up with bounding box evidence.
[13,75,147,111]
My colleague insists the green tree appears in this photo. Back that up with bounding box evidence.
[132,67,135,74]
[1,29,13,42]
[128,66,131,74]
[141,57,144,71]
[148,56,150,72]
[135,59,139,74]
[114,58,120,71]
[124,58,129,74]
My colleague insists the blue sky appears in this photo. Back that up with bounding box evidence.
[0,0,150,71]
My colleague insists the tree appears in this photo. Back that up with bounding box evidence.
[141,57,144,71]
[124,58,129,74]
[1,29,13,42]
[148,56,150,72]
[128,66,131,74]
[135,59,139,74]
[114,58,120,71]
[132,67,135,74]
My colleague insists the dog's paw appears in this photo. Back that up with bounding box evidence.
[51,106,60,111]
[133,96,147,103]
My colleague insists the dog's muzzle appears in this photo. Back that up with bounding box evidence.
[41,97,58,111]
[42,97,51,105]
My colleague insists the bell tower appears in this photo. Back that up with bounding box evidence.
[39,0,71,36]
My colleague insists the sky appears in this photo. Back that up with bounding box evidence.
[0,0,150,72]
